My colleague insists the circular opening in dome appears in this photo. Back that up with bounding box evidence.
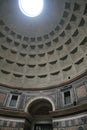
[18,0,44,17]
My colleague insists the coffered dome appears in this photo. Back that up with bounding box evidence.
[0,0,87,89]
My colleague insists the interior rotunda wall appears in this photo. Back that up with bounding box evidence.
[0,0,87,130]
[0,75,87,130]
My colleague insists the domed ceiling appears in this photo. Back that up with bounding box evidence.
[0,0,87,89]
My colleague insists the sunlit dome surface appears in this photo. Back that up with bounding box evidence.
[0,0,87,89]
[18,0,44,17]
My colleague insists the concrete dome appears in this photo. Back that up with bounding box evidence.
[0,0,87,89]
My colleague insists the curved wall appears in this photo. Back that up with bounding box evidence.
[0,0,87,88]
[0,0,87,130]
[0,75,87,130]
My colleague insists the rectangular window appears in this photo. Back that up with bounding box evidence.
[84,81,87,92]
[34,124,52,130]
[9,95,18,107]
[58,122,61,128]
[64,91,71,105]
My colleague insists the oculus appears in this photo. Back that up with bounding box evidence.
[19,0,44,17]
